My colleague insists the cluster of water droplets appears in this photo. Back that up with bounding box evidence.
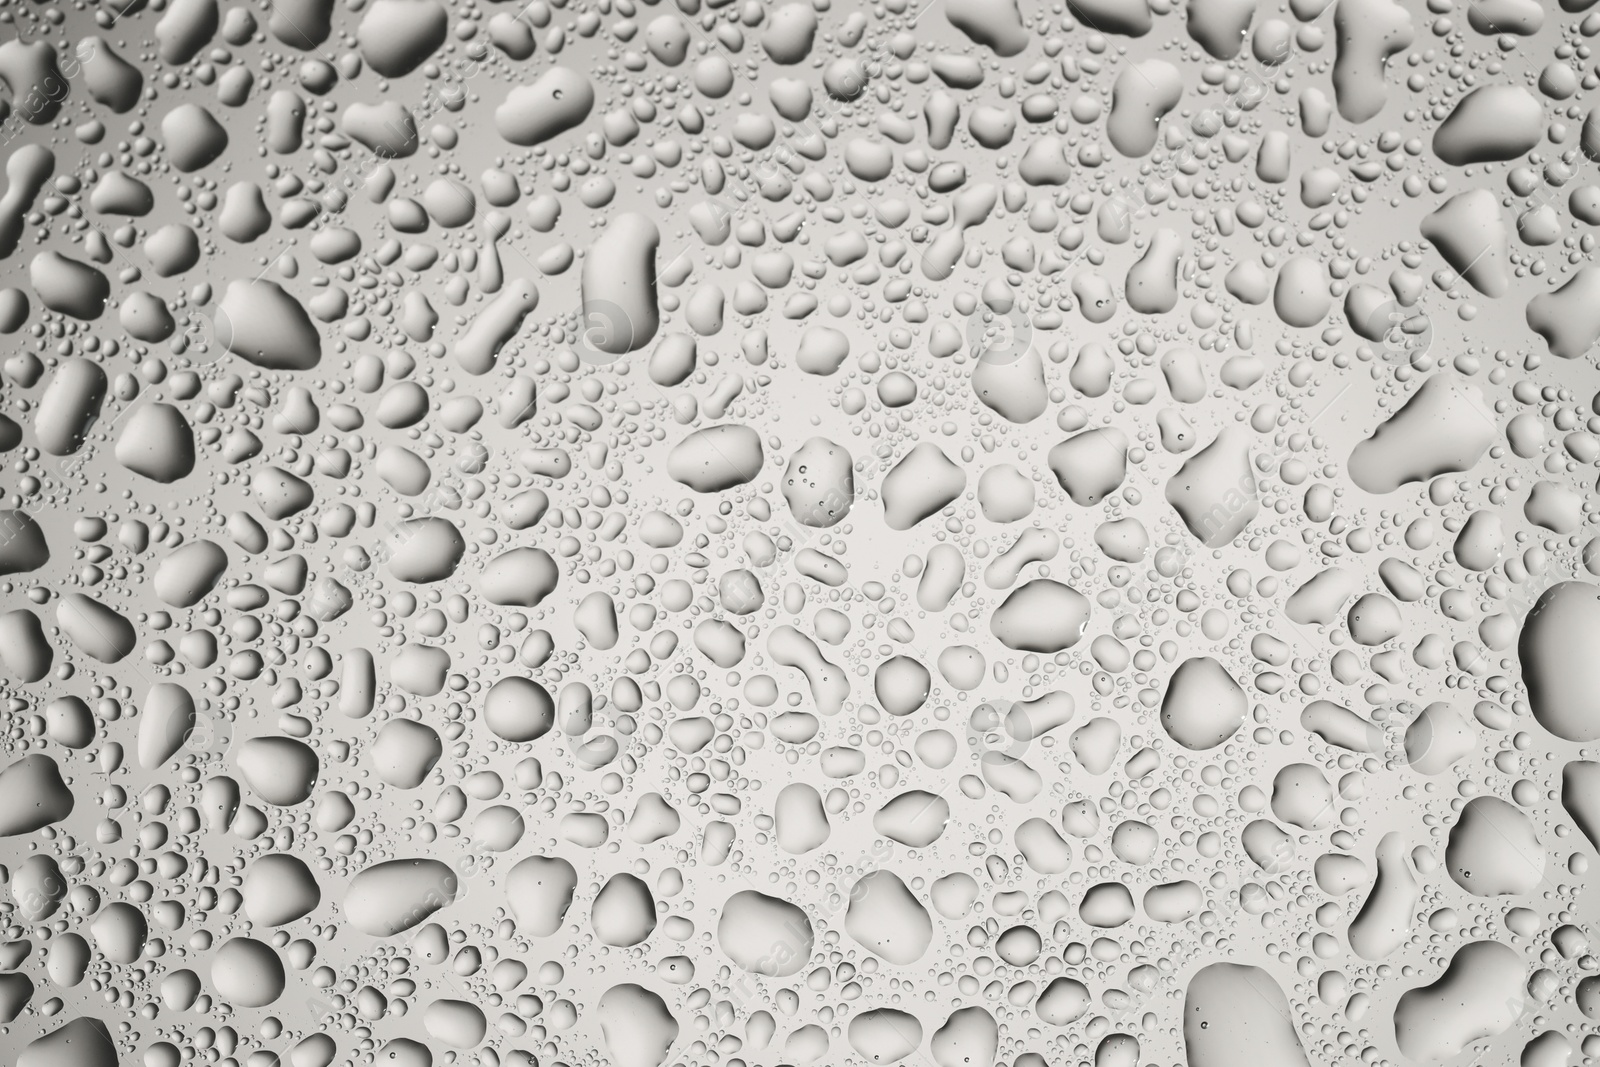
[5,0,1600,1063]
